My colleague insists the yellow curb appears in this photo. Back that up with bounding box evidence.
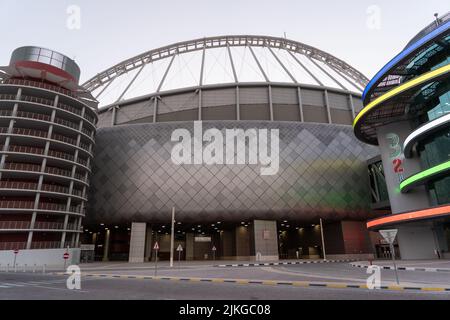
[326,283,348,289]
[422,287,445,292]
[387,286,403,291]
[236,279,250,284]
[262,280,278,285]
[358,285,368,289]
[292,282,308,287]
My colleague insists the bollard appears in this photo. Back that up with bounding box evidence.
[14,264,17,273]
[6,264,9,273]
[33,264,36,273]
[23,264,27,272]
[42,264,46,274]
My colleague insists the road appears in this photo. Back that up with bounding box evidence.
[0,262,450,299]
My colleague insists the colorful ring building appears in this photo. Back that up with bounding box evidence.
[355,13,450,259]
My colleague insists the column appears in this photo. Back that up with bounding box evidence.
[253,220,279,261]
[102,229,110,262]
[185,233,194,261]
[144,224,153,262]
[128,222,146,263]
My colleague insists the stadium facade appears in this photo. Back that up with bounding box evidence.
[356,13,450,259]
[81,35,380,262]
[4,24,447,264]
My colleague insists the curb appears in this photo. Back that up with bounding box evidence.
[58,272,450,292]
[350,262,450,273]
[216,259,355,268]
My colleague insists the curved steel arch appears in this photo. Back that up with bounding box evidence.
[82,35,369,92]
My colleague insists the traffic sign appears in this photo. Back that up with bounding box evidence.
[63,252,70,260]
[379,229,400,284]
[176,244,183,252]
[379,229,398,244]
[13,249,19,255]
[212,246,217,251]
[153,242,159,250]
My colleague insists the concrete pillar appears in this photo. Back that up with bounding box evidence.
[186,233,194,261]
[396,222,444,260]
[128,222,146,263]
[144,225,153,262]
[235,225,251,259]
[102,229,110,262]
[376,121,435,259]
[253,220,279,261]
[377,121,430,213]
[220,230,233,259]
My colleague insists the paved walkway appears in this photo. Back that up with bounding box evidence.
[352,259,450,272]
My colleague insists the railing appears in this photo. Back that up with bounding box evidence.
[0,241,74,250]
[0,242,27,251]
[0,93,95,124]
[1,145,90,168]
[16,110,51,122]
[0,127,92,153]
[0,221,79,231]
[2,163,87,182]
[0,200,84,214]
[0,181,84,197]
[2,78,76,98]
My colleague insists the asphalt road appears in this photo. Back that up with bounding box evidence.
[70,262,450,287]
[1,262,450,300]
[0,273,449,300]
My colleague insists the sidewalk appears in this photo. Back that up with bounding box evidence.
[77,258,351,271]
[351,259,450,272]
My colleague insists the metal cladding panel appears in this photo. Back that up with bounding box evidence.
[330,109,353,125]
[302,89,325,107]
[203,88,236,107]
[97,111,112,128]
[272,87,298,105]
[239,87,268,104]
[159,92,198,114]
[116,100,154,125]
[87,121,379,224]
[352,97,363,113]
[273,104,301,121]
[328,92,350,110]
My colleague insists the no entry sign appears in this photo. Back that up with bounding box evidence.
[63,252,70,260]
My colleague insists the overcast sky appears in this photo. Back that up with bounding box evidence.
[1,0,448,84]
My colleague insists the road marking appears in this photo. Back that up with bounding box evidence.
[66,272,450,292]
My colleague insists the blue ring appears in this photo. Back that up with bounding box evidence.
[362,20,450,104]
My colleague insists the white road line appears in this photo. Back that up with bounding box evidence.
[1,283,24,287]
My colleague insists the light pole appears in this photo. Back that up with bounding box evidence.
[169,207,175,268]
[319,218,326,261]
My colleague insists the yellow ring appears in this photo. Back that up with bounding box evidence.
[353,64,450,129]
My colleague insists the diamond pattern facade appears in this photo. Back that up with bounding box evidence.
[87,121,379,224]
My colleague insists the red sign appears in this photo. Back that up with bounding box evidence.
[13,249,19,255]
[153,242,159,250]
[63,252,70,260]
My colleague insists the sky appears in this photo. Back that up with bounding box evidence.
[1,0,448,84]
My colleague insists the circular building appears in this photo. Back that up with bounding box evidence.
[84,35,379,261]
[0,47,98,264]
[355,13,450,259]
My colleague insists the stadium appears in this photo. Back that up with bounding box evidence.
[81,35,380,262]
